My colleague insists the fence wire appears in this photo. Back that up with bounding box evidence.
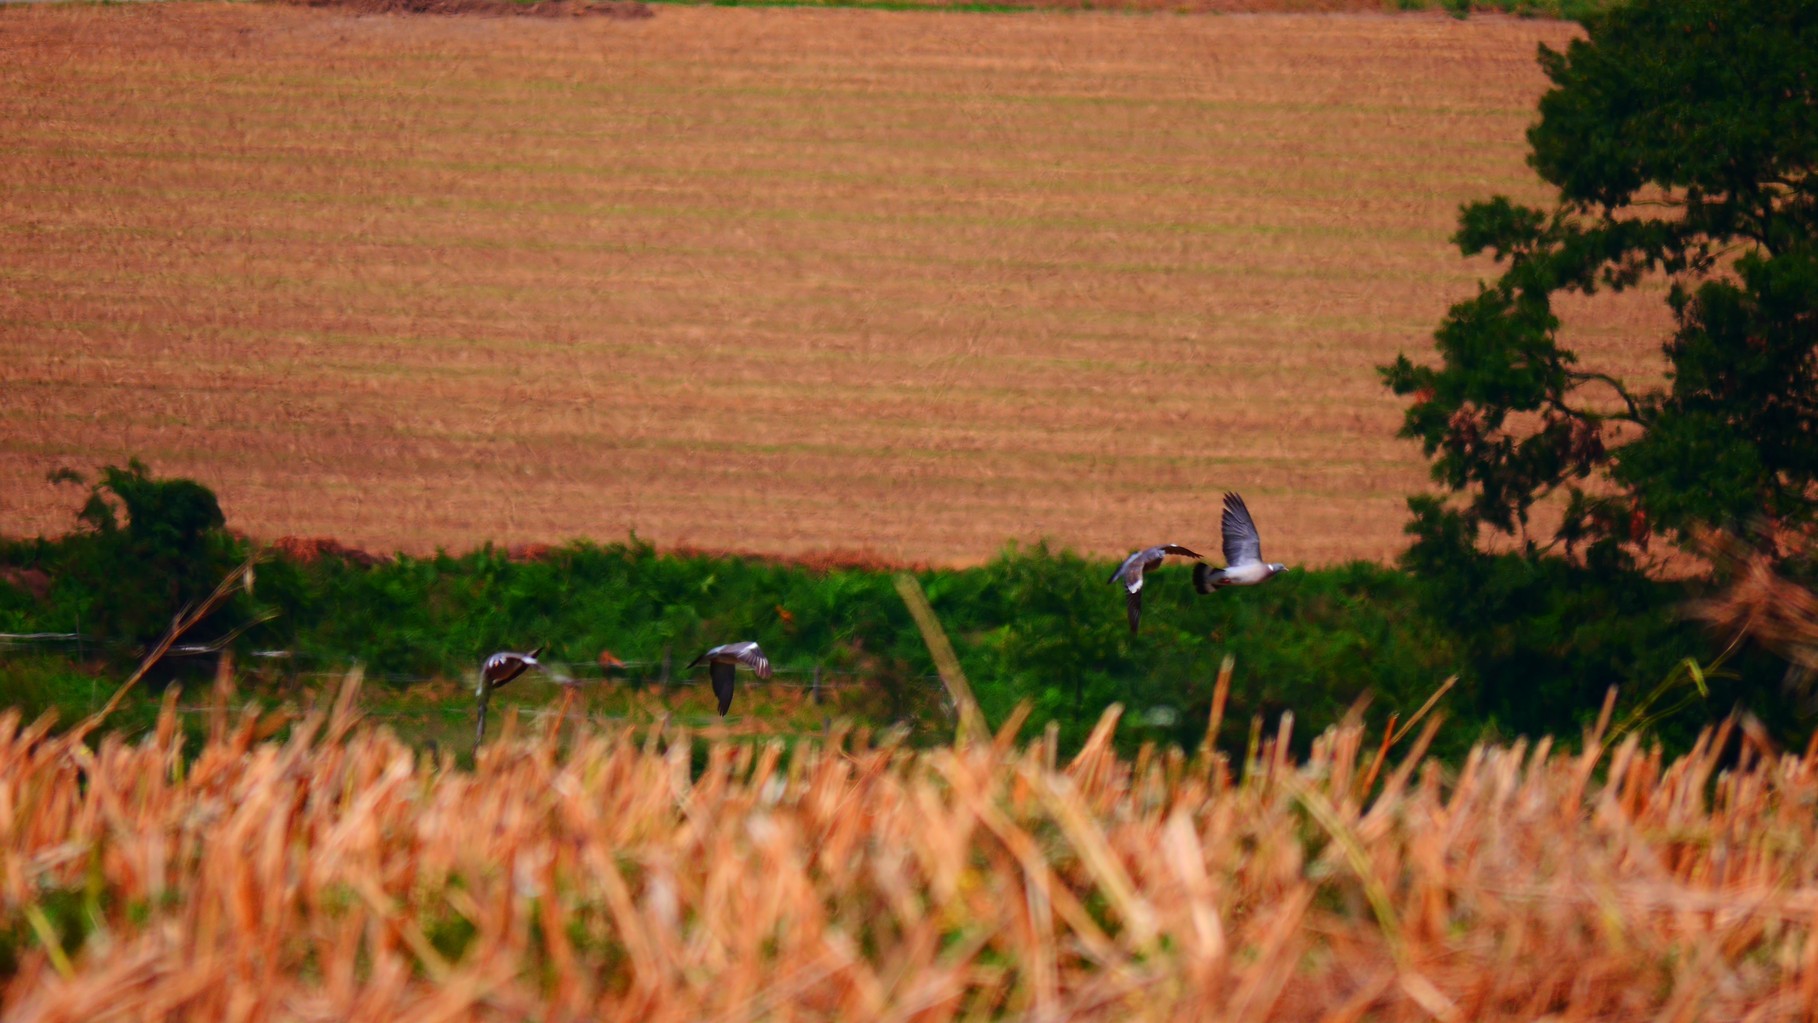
[3,633,949,692]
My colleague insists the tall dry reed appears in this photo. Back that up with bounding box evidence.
[2,673,1816,1021]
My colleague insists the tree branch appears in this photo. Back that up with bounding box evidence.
[1566,370,1647,423]
[1549,393,1633,425]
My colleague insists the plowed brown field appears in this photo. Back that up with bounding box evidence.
[0,3,1658,566]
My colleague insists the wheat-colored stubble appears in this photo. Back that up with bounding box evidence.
[2,688,1813,1020]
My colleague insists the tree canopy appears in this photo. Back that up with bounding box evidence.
[1382,0,1818,569]
[50,459,238,652]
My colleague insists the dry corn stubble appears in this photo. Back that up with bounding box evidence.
[0,4,1667,566]
[1,675,1816,1020]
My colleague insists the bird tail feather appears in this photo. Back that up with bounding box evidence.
[1193,562,1224,595]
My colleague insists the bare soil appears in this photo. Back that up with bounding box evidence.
[0,4,1640,567]
[280,0,653,18]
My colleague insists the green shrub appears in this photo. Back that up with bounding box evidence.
[5,465,1803,758]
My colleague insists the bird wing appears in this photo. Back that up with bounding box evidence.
[1109,548,1149,585]
[710,660,736,716]
[1158,544,1203,559]
[732,642,773,680]
[1221,493,1264,567]
[1126,589,1143,634]
[484,652,534,689]
[1120,559,1147,595]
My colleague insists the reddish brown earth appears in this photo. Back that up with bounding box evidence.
[0,4,1654,567]
[282,0,654,18]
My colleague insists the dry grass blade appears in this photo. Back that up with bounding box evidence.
[1200,654,1234,764]
[1282,774,1405,964]
[70,552,265,743]
[894,574,986,746]
[1033,769,1158,951]
[1387,675,1457,745]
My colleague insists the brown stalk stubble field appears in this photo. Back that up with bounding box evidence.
[0,3,1661,566]
[4,685,1818,1020]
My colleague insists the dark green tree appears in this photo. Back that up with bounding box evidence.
[1382,0,1818,568]
[51,459,240,652]
[1380,0,1817,739]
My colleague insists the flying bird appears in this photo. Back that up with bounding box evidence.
[1110,544,1204,634]
[475,646,545,748]
[1194,492,1290,594]
[688,641,772,716]
[480,646,544,693]
[473,648,628,748]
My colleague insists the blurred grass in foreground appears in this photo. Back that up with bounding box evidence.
[0,669,1809,1020]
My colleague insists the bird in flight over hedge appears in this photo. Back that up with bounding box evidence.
[473,648,625,747]
[480,647,545,692]
[1194,492,1290,593]
[474,646,544,747]
[689,641,773,716]
[1110,544,1204,634]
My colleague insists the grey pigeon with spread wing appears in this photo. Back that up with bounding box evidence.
[1194,493,1290,593]
[480,647,544,692]
[1110,544,1204,634]
[475,645,544,747]
[689,641,773,716]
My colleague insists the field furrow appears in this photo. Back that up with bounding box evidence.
[0,4,1657,564]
